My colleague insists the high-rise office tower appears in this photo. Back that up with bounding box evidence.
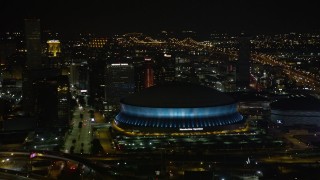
[22,19,67,129]
[134,57,155,92]
[56,75,71,127]
[134,62,145,93]
[69,64,80,87]
[144,57,154,88]
[35,75,71,128]
[154,54,175,85]
[88,59,105,109]
[24,19,42,69]
[0,40,16,65]
[236,36,251,89]
[105,63,135,111]
[23,19,42,113]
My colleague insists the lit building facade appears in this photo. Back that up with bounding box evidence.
[47,40,61,57]
[144,58,154,88]
[56,75,71,127]
[105,63,135,111]
[114,83,243,133]
[134,57,154,92]
[88,38,107,48]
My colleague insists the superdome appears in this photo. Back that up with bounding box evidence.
[270,96,320,127]
[114,83,243,132]
[270,96,320,111]
[121,83,236,108]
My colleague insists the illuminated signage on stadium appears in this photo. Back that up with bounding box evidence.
[179,128,203,131]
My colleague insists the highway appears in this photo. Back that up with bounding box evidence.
[1,146,320,179]
[252,53,320,93]
[0,151,111,179]
[204,46,320,93]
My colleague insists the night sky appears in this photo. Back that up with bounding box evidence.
[1,0,319,36]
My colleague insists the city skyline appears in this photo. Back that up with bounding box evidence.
[1,0,320,36]
[1,1,320,179]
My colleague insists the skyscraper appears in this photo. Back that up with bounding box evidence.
[56,75,71,128]
[144,58,154,88]
[236,36,251,89]
[35,75,71,128]
[134,57,155,92]
[105,63,135,111]
[24,19,42,69]
[88,59,105,109]
[23,19,42,113]
[154,54,175,85]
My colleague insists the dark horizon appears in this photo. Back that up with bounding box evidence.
[1,0,320,36]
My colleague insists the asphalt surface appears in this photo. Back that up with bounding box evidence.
[63,106,92,154]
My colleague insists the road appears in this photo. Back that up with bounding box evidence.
[2,145,320,179]
[93,112,116,154]
[252,53,320,92]
[63,106,93,154]
[210,48,320,93]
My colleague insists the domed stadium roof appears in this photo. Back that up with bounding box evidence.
[121,83,236,108]
[270,96,320,111]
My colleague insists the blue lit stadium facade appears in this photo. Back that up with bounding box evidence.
[115,103,243,130]
[113,83,243,132]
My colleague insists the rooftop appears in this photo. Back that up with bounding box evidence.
[121,83,236,108]
[270,96,320,111]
